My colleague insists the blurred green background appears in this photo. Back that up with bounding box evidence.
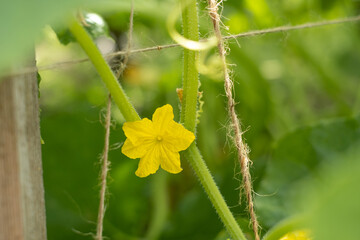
[2,0,360,239]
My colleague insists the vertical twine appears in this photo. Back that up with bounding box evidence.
[207,1,260,239]
[95,3,134,239]
[95,95,112,240]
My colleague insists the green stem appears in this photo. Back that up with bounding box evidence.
[180,0,199,133]
[185,144,247,240]
[180,0,246,239]
[68,19,140,122]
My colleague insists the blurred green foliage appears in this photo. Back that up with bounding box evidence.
[0,0,95,74]
[255,116,360,228]
[305,144,360,240]
[2,0,360,239]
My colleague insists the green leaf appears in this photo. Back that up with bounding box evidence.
[255,116,360,229]
[0,0,93,74]
[53,28,75,46]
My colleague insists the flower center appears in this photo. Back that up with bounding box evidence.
[156,136,163,141]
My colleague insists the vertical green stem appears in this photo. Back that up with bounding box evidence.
[68,20,140,122]
[180,0,199,133]
[180,0,246,239]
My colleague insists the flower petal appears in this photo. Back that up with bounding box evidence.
[152,104,174,133]
[159,145,182,174]
[135,146,161,177]
[122,138,154,159]
[164,121,195,152]
[123,118,154,145]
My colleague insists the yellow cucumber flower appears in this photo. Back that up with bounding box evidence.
[121,104,195,177]
[280,230,312,240]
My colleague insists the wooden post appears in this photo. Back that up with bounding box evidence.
[0,56,47,240]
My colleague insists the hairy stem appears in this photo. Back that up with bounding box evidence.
[69,19,140,122]
[180,0,199,133]
[180,0,246,239]
[207,1,260,239]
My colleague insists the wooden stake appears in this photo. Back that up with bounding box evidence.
[0,56,47,240]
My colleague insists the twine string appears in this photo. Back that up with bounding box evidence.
[207,0,260,239]
[95,94,112,240]
[94,3,134,240]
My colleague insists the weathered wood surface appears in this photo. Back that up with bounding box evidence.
[0,59,47,240]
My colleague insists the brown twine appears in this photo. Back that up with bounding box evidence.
[207,0,260,239]
[95,94,112,240]
[95,3,134,240]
